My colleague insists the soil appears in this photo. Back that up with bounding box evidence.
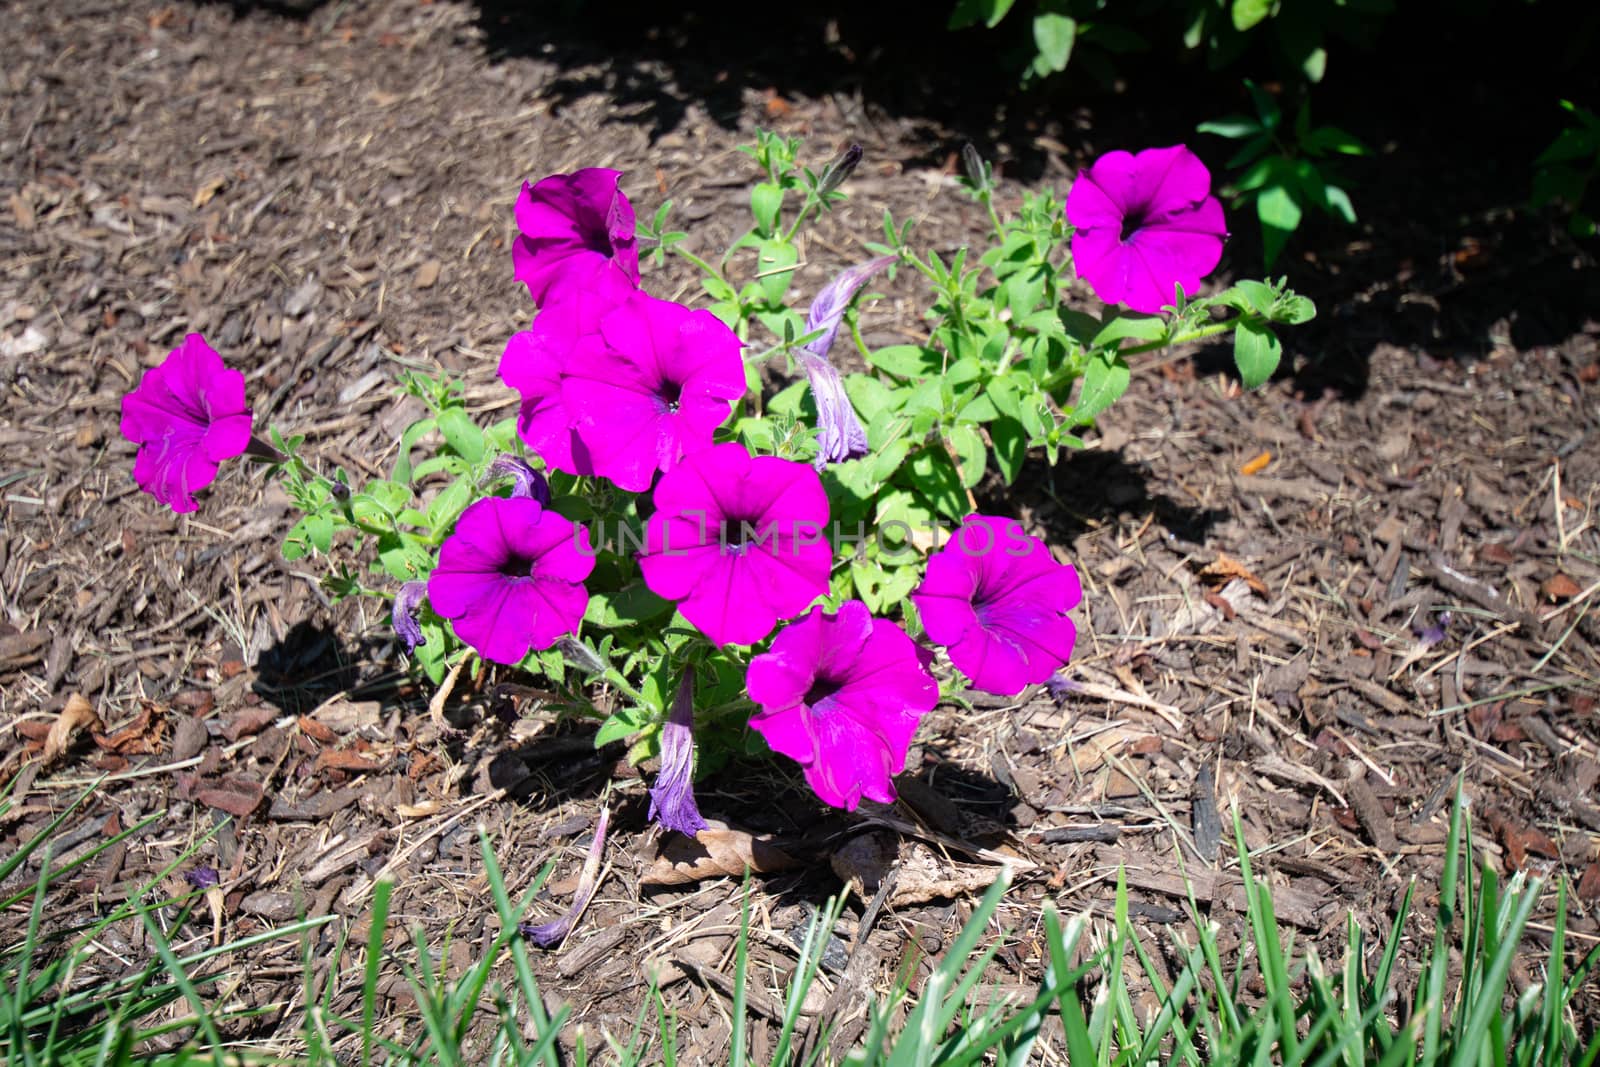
[3,0,1598,1059]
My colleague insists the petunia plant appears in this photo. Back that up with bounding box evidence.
[118,132,1315,835]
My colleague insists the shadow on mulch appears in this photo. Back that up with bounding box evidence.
[986,449,1226,548]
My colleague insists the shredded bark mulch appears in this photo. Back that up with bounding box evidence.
[3,0,1597,1057]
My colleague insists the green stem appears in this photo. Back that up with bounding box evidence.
[781,197,818,244]
[980,192,1006,245]
[1043,319,1239,392]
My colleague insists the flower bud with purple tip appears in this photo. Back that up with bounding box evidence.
[485,453,551,505]
[648,668,708,838]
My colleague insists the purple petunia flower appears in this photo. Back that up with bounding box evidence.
[798,255,895,466]
[185,866,220,889]
[747,600,938,811]
[639,443,831,647]
[563,290,746,492]
[648,668,708,838]
[911,515,1082,697]
[484,453,552,505]
[392,580,428,653]
[1067,145,1227,315]
[512,169,640,308]
[426,496,595,665]
[500,275,631,475]
[119,333,254,513]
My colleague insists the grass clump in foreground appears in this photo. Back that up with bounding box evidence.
[3,789,1597,1065]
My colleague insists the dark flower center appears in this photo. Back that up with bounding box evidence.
[656,378,683,415]
[719,517,766,553]
[579,214,614,257]
[804,674,846,707]
[497,553,537,579]
[1120,207,1149,242]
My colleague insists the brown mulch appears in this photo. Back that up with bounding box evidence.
[3,0,1598,1059]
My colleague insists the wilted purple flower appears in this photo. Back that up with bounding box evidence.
[1067,145,1226,314]
[426,497,595,665]
[512,169,640,308]
[1414,610,1452,647]
[912,515,1082,696]
[1044,672,1082,703]
[521,806,610,948]
[648,669,708,838]
[798,255,895,465]
[639,443,831,647]
[185,866,220,889]
[485,454,552,505]
[119,333,254,513]
[392,580,428,653]
[747,601,938,810]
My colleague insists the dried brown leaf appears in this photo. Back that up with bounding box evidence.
[1199,553,1269,597]
[641,823,799,886]
[1540,573,1581,602]
[889,842,1003,907]
[93,704,166,755]
[43,693,104,766]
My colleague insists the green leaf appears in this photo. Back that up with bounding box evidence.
[871,437,913,484]
[1231,0,1272,32]
[595,706,648,749]
[305,512,333,555]
[391,416,437,484]
[755,239,798,306]
[1032,12,1077,72]
[987,374,1022,420]
[750,182,783,236]
[1323,183,1358,224]
[1196,115,1264,140]
[1093,313,1168,348]
[843,374,896,424]
[1233,279,1278,316]
[1072,351,1130,424]
[584,583,673,628]
[1234,319,1283,388]
[868,345,942,380]
[1302,125,1369,156]
[766,379,810,417]
[948,0,1016,29]
[906,448,969,521]
[948,424,987,489]
[426,479,475,533]
[1256,183,1303,266]
[436,408,484,465]
[990,416,1027,484]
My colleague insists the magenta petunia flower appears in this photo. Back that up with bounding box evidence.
[499,275,629,474]
[648,668,708,838]
[119,333,254,513]
[564,290,746,492]
[746,600,938,810]
[1067,145,1227,315]
[427,496,595,665]
[911,515,1082,697]
[639,443,830,647]
[799,255,896,466]
[512,168,640,307]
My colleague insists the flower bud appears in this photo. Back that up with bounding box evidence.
[819,143,863,197]
[485,453,551,505]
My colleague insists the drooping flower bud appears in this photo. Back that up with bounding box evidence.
[392,580,428,653]
[484,453,551,505]
[648,669,709,838]
[799,255,897,466]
